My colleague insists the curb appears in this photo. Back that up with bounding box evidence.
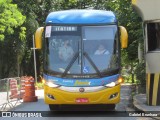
[133,94,160,120]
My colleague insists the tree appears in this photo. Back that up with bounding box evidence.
[0,0,26,41]
[12,0,41,78]
[104,0,143,83]
[0,0,26,78]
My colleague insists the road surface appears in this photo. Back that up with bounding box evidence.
[0,85,154,120]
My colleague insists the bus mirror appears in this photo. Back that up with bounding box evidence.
[35,27,44,49]
[119,26,128,48]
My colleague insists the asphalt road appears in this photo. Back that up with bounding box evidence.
[0,85,154,120]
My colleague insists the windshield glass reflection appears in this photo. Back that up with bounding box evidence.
[45,25,119,76]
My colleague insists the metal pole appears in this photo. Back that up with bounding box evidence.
[17,54,20,77]
[6,79,9,102]
[33,35,37,84]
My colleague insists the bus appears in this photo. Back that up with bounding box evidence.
[35,9,128,111]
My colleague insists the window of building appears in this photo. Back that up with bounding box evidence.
[147,22,160,51]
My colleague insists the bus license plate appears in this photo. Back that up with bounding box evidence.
[76,98,89,103]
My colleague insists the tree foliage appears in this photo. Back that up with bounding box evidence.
[0,0,26,78]
[105,0,143,83]
[11,0,43,77]
[0,0,26,41]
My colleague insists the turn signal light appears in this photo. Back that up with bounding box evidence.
[118,77,124,84]
[42,79,46,84]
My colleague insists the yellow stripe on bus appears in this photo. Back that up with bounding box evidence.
[147,73,150,105]
[152,73,159,105]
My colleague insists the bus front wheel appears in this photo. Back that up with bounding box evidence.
[106,104,116,111]
[49,104,59,111]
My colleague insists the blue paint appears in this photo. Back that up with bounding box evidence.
[45,10,117,24]
[43,74,119,87]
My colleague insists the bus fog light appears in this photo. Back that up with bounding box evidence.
[47,94,55,100]
[109,93,118,99]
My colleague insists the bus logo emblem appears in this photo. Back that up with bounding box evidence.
[79,88,85,93]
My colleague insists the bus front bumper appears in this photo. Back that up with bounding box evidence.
[44,84,120,105]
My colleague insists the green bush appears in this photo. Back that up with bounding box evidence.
[36,82,44,89]
[135,61,145,84]
[134,60,146,93]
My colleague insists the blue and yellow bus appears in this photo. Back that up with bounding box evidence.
[35,9,128,111]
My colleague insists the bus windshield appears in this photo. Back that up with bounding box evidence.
[44,25,119,77]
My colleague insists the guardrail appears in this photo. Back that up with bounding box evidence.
[0,77,23,111]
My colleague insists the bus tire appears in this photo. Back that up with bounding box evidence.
[49,104,59,111]
[107,104,116,111]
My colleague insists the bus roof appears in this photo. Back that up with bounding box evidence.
[45,9,117,24]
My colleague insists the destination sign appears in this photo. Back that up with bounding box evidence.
[52,26,77,31]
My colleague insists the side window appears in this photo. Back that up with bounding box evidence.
[147,23,160,51]
[156,23,160,49]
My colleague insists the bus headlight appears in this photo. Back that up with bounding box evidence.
[105,82,116,87]
[105,77,123,88]
[46,82,60,88]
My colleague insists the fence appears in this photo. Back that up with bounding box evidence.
[0,77,24,111]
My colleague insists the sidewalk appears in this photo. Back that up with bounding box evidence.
[0,90,44,111]
[133,94,160,119]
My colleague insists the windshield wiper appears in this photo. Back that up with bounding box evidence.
[61,52,79,77]
[83,52,102,77]
[61,52,102,78]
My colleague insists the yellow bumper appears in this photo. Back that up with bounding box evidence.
[44,84,120,105]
